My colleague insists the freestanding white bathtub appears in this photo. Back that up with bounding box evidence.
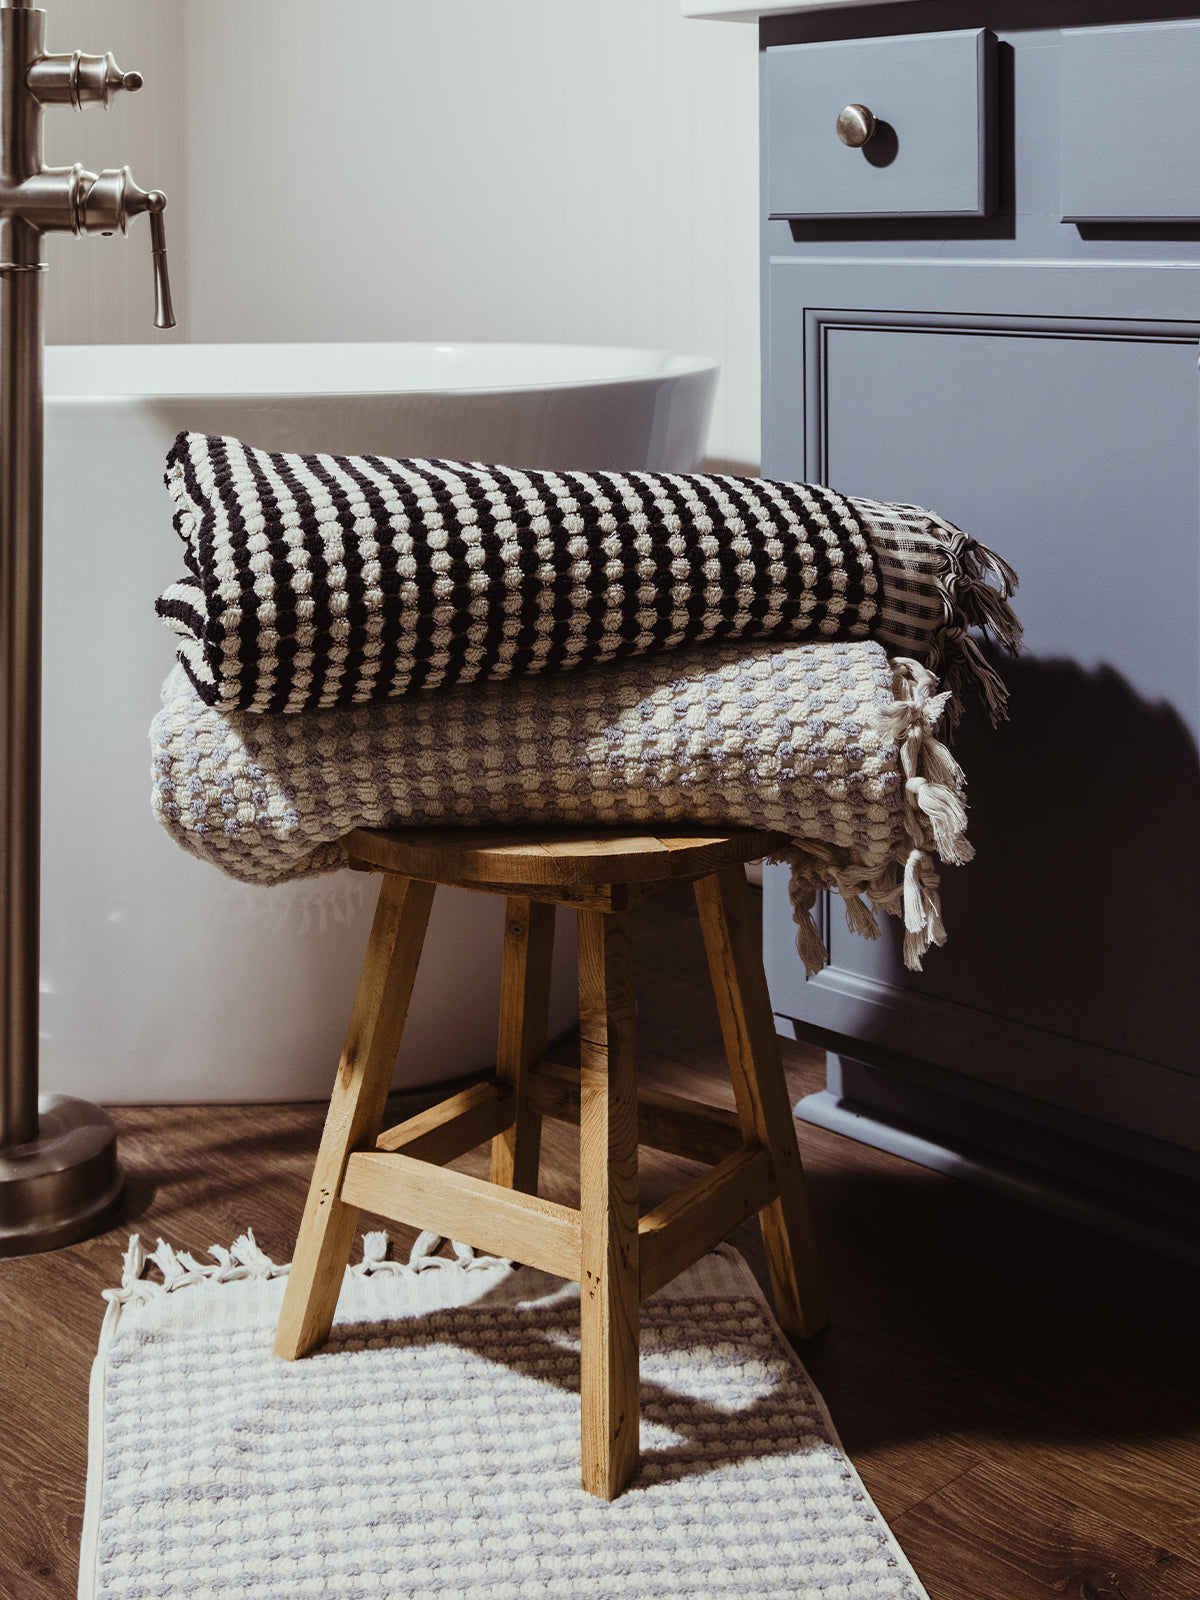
[40,342,718,1103]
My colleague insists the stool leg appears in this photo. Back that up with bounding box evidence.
[491,897,556,1195]
[274,873,436,1361]
[577,907,641,1500]
[694,866,829,1340]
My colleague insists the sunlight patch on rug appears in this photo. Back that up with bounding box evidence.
[79,1233,928,1600]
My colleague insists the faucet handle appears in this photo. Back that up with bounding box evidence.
[27,50,143,110]
[142,195,175,331]
[125,186,175,330]
[76,169,176,328]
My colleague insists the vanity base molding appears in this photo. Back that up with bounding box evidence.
[786,1038,1200,1266]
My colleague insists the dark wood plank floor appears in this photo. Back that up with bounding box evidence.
[2,884,1197,1599]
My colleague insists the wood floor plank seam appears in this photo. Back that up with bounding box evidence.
[867,1460,983,1525]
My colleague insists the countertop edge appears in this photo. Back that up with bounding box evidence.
[682,0,921,20]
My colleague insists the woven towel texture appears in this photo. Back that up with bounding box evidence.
[80,1237,929,1600]
[152,639,902,884]
[158,433,899,715]
[151,637,969,970]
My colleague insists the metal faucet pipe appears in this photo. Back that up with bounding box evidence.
[0,0,175,1255]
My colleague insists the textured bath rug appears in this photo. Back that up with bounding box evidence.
[80,1232,929,1600]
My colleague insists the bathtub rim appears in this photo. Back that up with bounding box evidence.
[43,339,720,403]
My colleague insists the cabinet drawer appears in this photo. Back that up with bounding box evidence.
[1060,22,1200,223]
[765,29,996,221]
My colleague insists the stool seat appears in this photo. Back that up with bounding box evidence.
[344,823,788,893]
[275,823,828,1501]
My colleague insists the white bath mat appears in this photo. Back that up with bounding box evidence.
[80,1232,928,1600]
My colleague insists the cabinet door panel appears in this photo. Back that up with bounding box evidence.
[772,305,1200,1119]
[822,322,1200,728]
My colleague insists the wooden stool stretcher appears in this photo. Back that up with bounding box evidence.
[274,823,828,1501]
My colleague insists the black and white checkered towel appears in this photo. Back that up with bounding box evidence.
[157,432,1019,724]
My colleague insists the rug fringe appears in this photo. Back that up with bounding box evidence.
[355,1230,507,1275]
[102,1230,507,1308]
[103,1229,290,1307]
[771,655,972,975]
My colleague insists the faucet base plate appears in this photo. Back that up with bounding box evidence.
[0,1093,124,1256]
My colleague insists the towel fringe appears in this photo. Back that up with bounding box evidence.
[902,848,947,967]
[102,1230,505,1308]
[840,891,883,942]
[780,880,830,977]
[770,655,970,974]
[920,511,1022,730]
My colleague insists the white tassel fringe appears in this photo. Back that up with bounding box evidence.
[771,655,972,975]
[102,1229,505,1309]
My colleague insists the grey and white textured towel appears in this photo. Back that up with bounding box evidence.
[151,637,971,972]
[156,434,1019,725]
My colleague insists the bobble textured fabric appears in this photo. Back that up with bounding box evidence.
[80,1238,931,1600]
[151,638,970,971]
[151,434,1020,969]
[157,433,886,715]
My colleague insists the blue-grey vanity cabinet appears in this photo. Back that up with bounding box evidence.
[759,5,1200,1256]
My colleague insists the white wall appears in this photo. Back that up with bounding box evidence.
[45,0,760,466]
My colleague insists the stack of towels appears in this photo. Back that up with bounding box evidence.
[150,433,1020,971]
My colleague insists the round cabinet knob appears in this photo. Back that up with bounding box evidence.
[836,104,877,148]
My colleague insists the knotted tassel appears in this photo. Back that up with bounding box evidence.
[901,848,948,971]
[911,727,963,793]
[792,900,830,977]
[917,514,1023,729]
[959,573,1024,657]
[839,889,881,940]
[950,630,1014,727]
[963,535,1019,601]
[907,775,974,866]
[780,859,831,976]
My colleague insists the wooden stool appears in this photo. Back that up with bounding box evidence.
[274,823,829,1500]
